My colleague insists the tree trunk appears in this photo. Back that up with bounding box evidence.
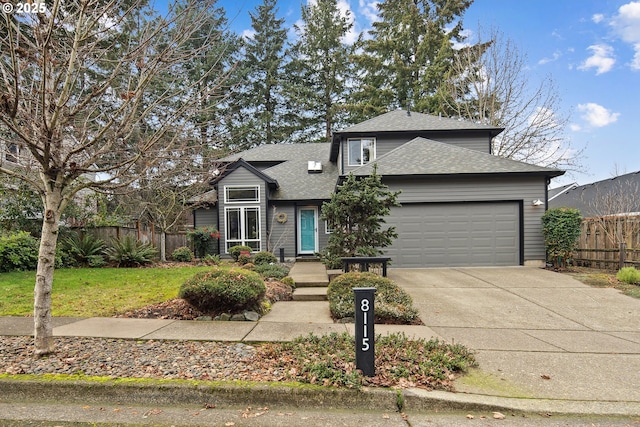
[34,191,63,356]
[160,230,166,262]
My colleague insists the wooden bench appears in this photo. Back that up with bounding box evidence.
[341,257,391,277]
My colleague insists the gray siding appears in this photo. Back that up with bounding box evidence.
[267,203,296,258]
[217,167,268,254]
[340,132,491,174]
[193,207,217,229]
[384,175,548,264]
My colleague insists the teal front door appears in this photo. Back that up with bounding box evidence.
[299,207,318,254]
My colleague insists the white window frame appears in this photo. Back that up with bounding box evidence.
[325,220,334,234]
[225,206,261,252]
[224,185,260,204]
[347,138,376,166]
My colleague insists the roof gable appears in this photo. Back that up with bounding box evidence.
[218,158,279,187]
[350,137,564,177]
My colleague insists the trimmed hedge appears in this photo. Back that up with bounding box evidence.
[327,272,418,323]
[179,267,266,312]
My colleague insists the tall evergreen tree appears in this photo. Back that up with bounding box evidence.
[240,0,288,146]
[285,0,354,143]
[350,0,472,120]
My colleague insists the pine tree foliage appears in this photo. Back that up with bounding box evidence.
[285,0,355,143]
[241,0,288,146]
[350,0,472,120]
[321,166,401,259]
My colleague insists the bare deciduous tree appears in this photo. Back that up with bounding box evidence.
[0,0,230,355]
[443,26,582,170]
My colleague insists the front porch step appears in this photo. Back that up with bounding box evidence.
[292,287,328,301]
[295,280,329,288]
[294,256,321,262]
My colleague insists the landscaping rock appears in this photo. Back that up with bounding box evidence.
[243,311,260,321]
[230,313,246,321]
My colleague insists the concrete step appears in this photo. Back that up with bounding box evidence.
[292,287,328,301]
[295,280,329,288]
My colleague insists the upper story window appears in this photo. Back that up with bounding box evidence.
[224,185,260,203]
[348,138,375,166]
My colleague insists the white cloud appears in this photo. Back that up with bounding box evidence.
[592,13,605,24]
[358,0,379,25]
[538,50,562,65]
[242,29,256,40]
[570,123,582,132]
[578,44,616,74]
[611,1,640,70]
[577,103,620,127]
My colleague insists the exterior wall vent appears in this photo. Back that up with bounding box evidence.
[307,160,323,173]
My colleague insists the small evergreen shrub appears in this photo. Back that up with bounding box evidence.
[327,272,418,323]
[254,263,289,279]
[105,236,157,267]
[172,246,194,262]
[617,267,640,285]
[281,276,296,288]
[254,251,278,265]
[64,233,106,267]
[228,245,253,261]
[179,267,266,312]
[238,254,252,265]
[0,231,39,272]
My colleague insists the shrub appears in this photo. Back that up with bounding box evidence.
[327,272,418,323]
[238,254,252,265]
[254,263,289,279]
[64,233,106,267]
[187,226,220,258]
[202,254,220,265]
[542,208,582,268]
[254,251,278,265]
[105,236,157,267]
[0,231,39,272]
[617,267,640,285]
[179,267,266,312]
[281,276,296,288]
[228,245,252,261]
[172,246,194,262]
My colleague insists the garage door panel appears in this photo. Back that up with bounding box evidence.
[385,203,520,267]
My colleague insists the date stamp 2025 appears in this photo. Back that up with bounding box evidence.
[2,1,48,15]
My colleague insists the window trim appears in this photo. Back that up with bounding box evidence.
[325,220,334,234]
[347,138,376,166]
[224,185,260,204]
[224,206,261,252]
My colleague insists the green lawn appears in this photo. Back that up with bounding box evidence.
[0,266,213,317]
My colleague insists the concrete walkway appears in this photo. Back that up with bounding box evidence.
[2,264,640,417]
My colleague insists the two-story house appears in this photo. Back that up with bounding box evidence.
[192,110,564,267]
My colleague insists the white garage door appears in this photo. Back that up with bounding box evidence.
[385,202,520,267]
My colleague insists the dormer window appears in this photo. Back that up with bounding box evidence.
[348,138,375,166]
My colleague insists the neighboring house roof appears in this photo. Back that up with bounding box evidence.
[549,170,640,217]
[548,182,577,201]
[350,137,564,178]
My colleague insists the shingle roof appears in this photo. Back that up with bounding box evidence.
[264,159,339,200]
[220,143,330,162]
[336,110,504,134]
[220,143,339,200]
[549,171,640,216]
[350,137,564,177]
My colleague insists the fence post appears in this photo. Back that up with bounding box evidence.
[620,242,627,270]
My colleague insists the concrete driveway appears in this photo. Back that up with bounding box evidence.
[388,267,640,407]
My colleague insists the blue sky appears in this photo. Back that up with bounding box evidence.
[161,0,640,188]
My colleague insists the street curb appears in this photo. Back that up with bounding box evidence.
[1,379,639,417]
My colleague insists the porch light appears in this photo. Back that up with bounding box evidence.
[532,199,544,206]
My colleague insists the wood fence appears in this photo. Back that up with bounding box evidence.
[572,215,640,270]
[72,226,189,259]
